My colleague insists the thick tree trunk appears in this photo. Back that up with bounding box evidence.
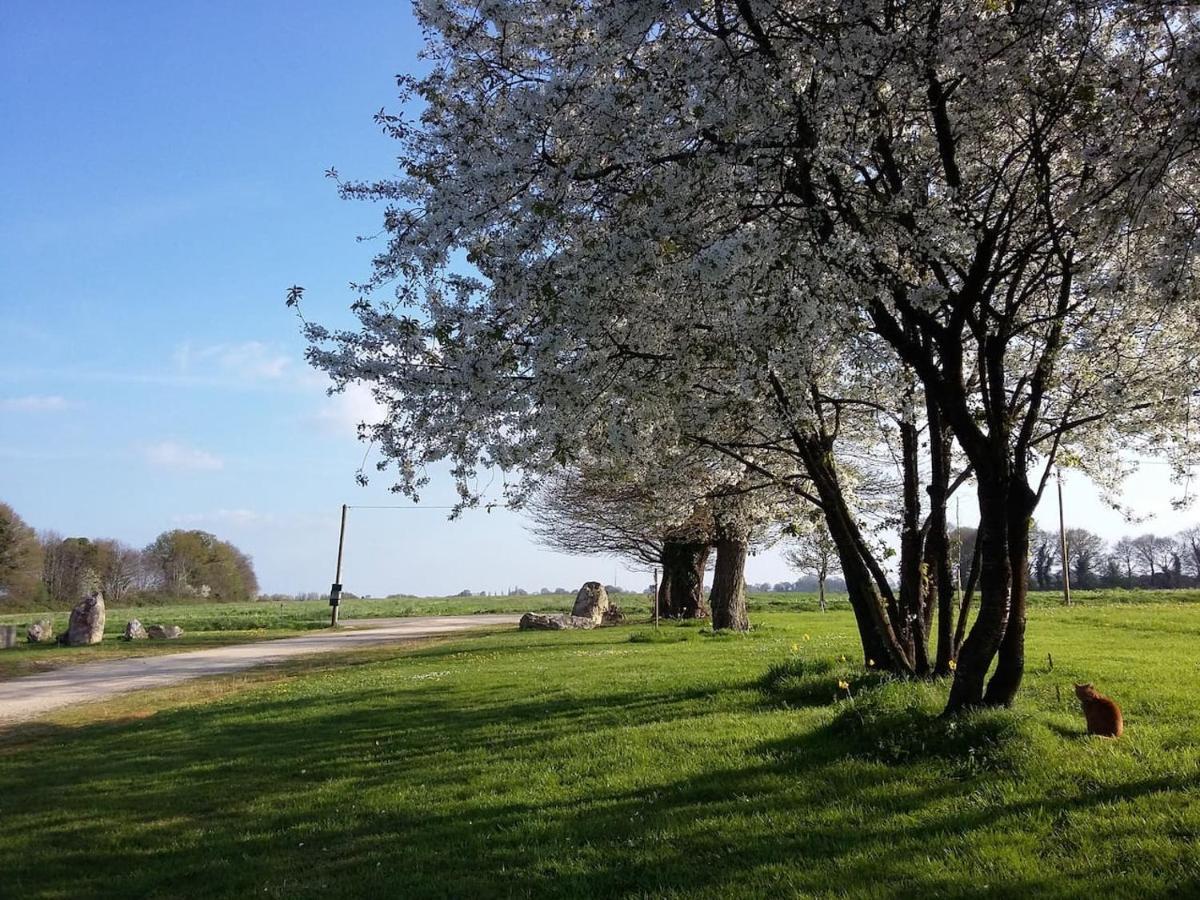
[797,435,914,673]
[658,540,710,619]
[984,480,1036,706]
[945,469,1037,713]
[818,572,827,612]
[709,537,749,631]
[945,476,1013,712]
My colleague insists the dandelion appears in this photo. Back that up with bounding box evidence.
[948,659,958,671]
[840,655,846,663]
[790,642,799,654]
[867,658,875,667]
[802,633,811,641]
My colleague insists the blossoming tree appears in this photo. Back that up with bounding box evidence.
[304,1,1200,713]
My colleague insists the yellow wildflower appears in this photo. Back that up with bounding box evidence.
[803,633,811,641]
[790,643,799,654]
[948,659,958,671]
[837,680,850,691]
[867,658,875,667]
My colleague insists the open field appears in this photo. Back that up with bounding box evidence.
[0,616,519,725]
[0,595,634,680]
[0,604,1197,898]
[2,589,1198,682]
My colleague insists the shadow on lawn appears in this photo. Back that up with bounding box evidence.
[0,662,1193,899]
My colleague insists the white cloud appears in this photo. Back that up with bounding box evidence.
[312,383,387,436]
[144,440,224,472]
[0,394,70,412]
[174,340,292,381]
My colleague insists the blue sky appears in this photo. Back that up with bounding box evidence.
[2,2,1197,597]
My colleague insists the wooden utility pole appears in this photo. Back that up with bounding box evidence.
[1057,470,1072,607]
[652,567,659,630]
[330,503,348,627]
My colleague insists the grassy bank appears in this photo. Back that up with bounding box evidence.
[0,604,1197,898]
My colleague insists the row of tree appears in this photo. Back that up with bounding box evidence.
[0,501,259,608]
[1029,528,1200,591]
[299,2,1200,714]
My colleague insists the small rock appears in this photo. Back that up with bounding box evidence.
[518,613,596,631]
[123,619,148,641]
[146,624,183,640]
[0,625,16,650]
[26,620,55,643]
[571,582,611,625]
[66,592,106,646]
[601,606,626,626]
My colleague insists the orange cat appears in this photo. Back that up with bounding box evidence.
[1075,683,1123,738]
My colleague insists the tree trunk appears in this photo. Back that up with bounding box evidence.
[945,475,1013,712]
[954,533,982,655]
[818,571,827,612]
[984,480,1036,706]
[945,467,1037,713]
[658,540,709,619]
[898,419,932,675]
[926,399,956,676]
[709,537,749,631]
[796,435,914,673]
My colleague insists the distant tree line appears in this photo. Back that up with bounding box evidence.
[942,524,1200,592]
[1031,526,1200,590]
[0,501,259,610]
[748,578,850,595]
[454,585,631,598]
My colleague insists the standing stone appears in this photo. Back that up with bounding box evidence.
[571,582,611,625]
[147,624,183,640]
[0,626,16,650]
[26,620,55,643]
[518,613,596,631]
[66,592,106,646]
[123,619,149,641]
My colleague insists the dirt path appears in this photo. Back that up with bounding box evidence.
[0,615,519,726]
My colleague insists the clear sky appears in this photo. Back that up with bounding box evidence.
[2,2,1197,597]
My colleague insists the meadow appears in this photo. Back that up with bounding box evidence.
[0,589,1197,681]
[0,593,632,679]
[0,597,1196,898]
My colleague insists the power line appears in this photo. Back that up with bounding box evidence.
[345,505,459,509]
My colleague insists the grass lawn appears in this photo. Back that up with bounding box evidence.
[0,588,1195,682]
[0,602,1197,898]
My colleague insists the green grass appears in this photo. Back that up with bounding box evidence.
[0,604,1197,898]
[6,586,1195,636]
[0,592,650,633]
[0,588,1196,683]
[0,594,640,680]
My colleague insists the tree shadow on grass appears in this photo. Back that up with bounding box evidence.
[0,656,1195,899]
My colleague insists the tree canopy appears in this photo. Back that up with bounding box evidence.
[303,1,1200,712]
[0,502,44,606]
